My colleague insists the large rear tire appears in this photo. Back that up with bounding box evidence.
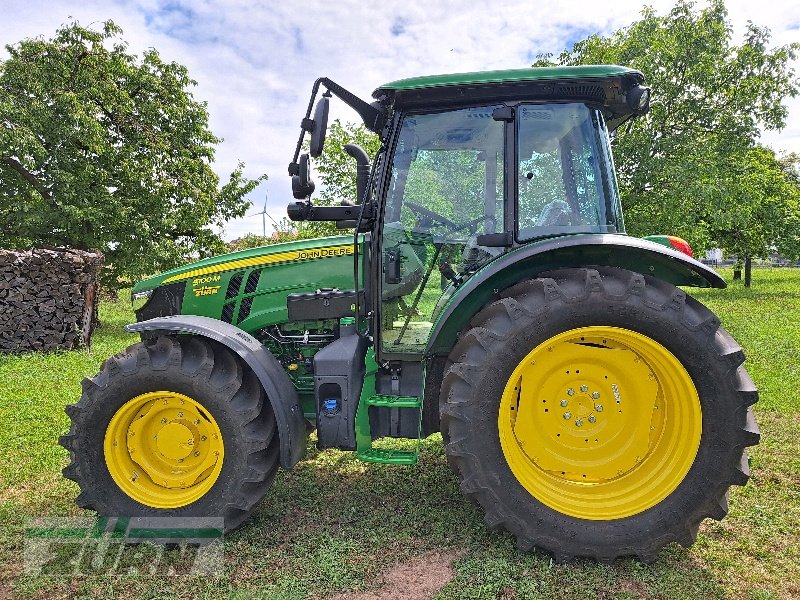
[440,268,759,562]
[60,335,279,533]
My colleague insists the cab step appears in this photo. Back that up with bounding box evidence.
[358,448,418,465]
[365,394,421,408]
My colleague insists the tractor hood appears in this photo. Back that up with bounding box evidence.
[132,235,356,294]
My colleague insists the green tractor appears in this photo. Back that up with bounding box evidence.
[61,65,759,562]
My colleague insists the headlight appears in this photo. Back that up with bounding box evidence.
[131,289,154,312]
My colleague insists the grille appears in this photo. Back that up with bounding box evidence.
[221,303,234,323]
[226,273,243,299]
[244,270,261,294]
[556,84,606,103]
[238,297,254,322]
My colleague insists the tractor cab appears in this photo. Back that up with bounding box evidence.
[287,66,648,356]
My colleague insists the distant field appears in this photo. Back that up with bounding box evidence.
[1,268,798,599]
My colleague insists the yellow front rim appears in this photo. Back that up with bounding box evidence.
[104,391,224,509]
[498,326,701,520]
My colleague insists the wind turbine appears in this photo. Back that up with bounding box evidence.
[247,192,278,237]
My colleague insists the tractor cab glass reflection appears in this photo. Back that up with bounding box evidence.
[381,106,505,353]
[516,103,623,240]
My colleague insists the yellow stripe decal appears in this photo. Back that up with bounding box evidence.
[161,244,354,284]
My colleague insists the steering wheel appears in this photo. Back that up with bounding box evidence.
[406,201,459,229]
[406,201,496,236]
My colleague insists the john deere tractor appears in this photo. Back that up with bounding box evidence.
[61,65,759,562]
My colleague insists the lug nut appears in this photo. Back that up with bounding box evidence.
[595,404,604,412]
[580,385,588,393]
[567,388,575,396]
[194,451,200,457]
[560,400,568,407]
[200,435,207,441]
[575,419,584,427]
[592,392,600,399]
[161,418,167,424]
[588,415,596,423]
[563,412,572,420]
[177,411,184,418]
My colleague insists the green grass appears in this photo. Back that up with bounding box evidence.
[1,268,799,599]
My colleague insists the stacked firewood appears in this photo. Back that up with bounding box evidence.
[0,248,103,352]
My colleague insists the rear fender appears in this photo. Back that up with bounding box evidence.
[427,234,725,355]
[126,315,307,469]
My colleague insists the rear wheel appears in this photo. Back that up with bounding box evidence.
[60,335,279,533]
[440,268,759,562]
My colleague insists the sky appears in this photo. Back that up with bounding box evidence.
[3,0,800,240]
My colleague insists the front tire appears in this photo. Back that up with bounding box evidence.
[440,268,759,562]
[60,335,279,533]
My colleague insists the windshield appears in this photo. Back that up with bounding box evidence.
[517,103,623,240]
[380,106,506,353]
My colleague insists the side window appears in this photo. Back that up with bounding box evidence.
[517,104,619,240]
[381,106,505,354]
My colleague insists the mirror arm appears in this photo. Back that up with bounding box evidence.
[286,201,375,223]
[318,78,386,133]
[289,77,386,176]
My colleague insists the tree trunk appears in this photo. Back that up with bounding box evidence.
[733,259,742,280]
[744,256,752,288]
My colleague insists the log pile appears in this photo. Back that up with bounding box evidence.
[0,248,103,352]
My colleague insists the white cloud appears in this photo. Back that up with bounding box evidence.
[2,0,798,240]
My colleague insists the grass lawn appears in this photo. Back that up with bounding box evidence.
[1,268,798,599]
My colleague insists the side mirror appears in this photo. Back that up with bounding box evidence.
[309,94,330,158]
[292,153,315,199]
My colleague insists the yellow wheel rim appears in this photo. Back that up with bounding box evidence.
[498,326,701,520]
[104,391,224,509]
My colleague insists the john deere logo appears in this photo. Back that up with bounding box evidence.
[297,247,353,260]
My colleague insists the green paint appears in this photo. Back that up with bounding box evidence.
[132,234,357,295]
[376,65,642,92]
[354,349,420,464]
[427,235,720,354]
[354,347,378,454]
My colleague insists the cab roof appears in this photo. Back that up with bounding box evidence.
[375,65,643,93]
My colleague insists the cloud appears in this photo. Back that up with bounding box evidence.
[2,0,799,240]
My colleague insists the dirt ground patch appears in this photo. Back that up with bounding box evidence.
[329,550,460,600]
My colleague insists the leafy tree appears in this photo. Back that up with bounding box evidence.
[0,21,265,286]
[710,146,800,283]
[535,0,800,284]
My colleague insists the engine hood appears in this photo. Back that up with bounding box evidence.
[132,234,355,294]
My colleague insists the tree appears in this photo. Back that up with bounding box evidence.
[0,21,265,286]
[535,0,800,285]
[710,146,800,283]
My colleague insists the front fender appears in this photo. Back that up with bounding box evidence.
[427,234,725,355]
[126,315,307,469]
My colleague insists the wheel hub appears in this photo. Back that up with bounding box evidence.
[105,391,224,507]
[154,422,195,461]
[513,341,657,482]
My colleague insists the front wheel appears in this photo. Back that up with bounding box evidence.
[60,335,279,533]
[440,268,759,562]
